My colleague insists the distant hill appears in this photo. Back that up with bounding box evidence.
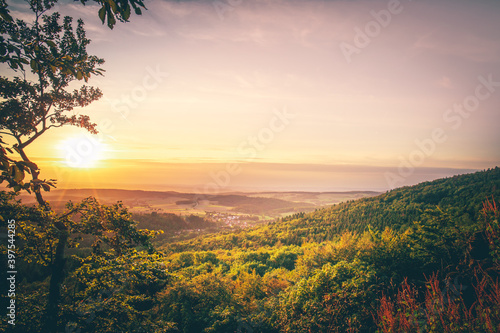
[11,168,500,333]
[18,188,379,217]
[166,167,500,251]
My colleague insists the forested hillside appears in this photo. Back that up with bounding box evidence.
[166,167,500,252]
[3,168,500,332]
[150,168,500,333]
[1,0,499,331]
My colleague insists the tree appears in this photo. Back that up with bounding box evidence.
[0,0,146,197]
[277,260,378,332]
[80,0,147,29]
[0,6,107,330]
[0,2,156,332]
[1,13,103,203]
[0,0,146,28]
[7,196,160,332]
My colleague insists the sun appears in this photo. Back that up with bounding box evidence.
[60,135,107,168]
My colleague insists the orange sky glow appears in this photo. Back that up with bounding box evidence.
[4,0,500,192]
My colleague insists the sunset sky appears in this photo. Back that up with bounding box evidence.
[6,0,500,192]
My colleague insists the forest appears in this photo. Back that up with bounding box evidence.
[2,162,500,332]
[1,1,500,332]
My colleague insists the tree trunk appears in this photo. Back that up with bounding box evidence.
[44,225,68,333]
[18,148,69,332]
[18,148,47,208]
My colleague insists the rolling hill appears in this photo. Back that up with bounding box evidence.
[150,167,500,333]
[7,168,500,333]
[17,188,380,217]
[166,167,500,251]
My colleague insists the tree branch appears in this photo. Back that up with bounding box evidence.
[46,124,64,131]
[17,145,47,207]
[18,127,47,149]
[17,226,51,266]
[0,131,15,137]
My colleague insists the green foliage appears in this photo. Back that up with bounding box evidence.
[277,260,378,332]
[0,192,163,332]
[166,168,500,252]
[158,272,237,333]
[1,5,497,330]
[133,212,214,243]
[81,0,146,29]
[61,251,170,332]
[0,2,163,332]
[2,141,500,333]
[151,169,500,332]
[3,195,157,265]
[0,2,104,196]
[483,199,500,264]
[0,0,146,195]
[67,198,159,255]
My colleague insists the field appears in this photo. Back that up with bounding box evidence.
[19,189,381,222]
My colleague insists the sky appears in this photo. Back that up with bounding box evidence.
[4,0,500,192]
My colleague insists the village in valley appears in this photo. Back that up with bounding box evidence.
[203,211,260,228]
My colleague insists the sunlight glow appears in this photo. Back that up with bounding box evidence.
[59,135,106,168]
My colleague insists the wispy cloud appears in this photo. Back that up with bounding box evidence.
[10,0,500,191]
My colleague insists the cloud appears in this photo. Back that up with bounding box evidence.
[436,76,453,89]
[414,32,500,63]
[40,158,481,191]
[10,0,500,190]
